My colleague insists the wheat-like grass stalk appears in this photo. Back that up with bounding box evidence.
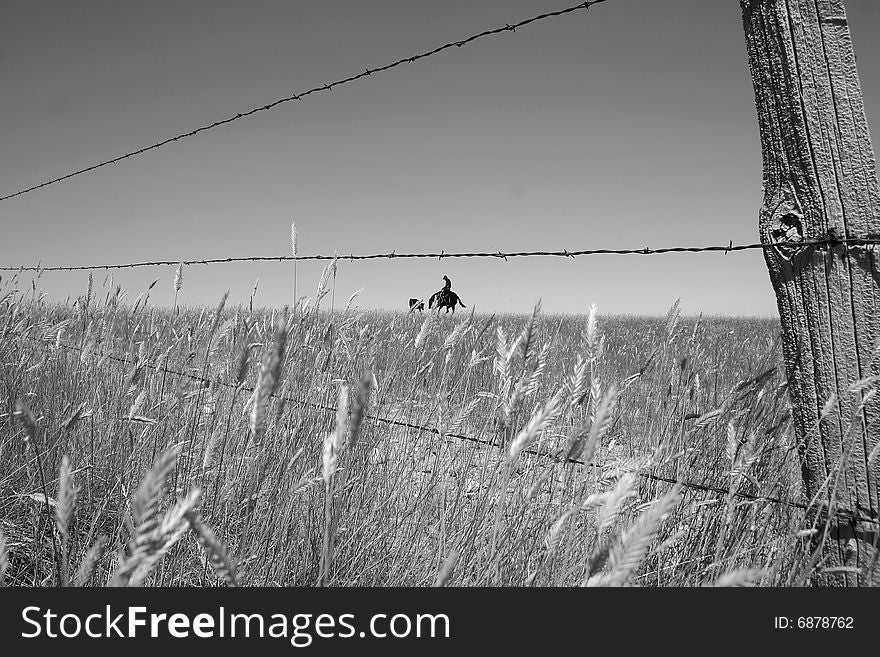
[274,379,290,423]
[56,455,77,585]
[562,391,605,464]
[585,303,600,360]
[348,372,373,450]
[505,371,532,424]
[433,549,460,587]
[291,475,322,496]
[494,325,508,374]
[128,389,147,421]
[494,325,520,388]
[75,535,106,587]
[443,320,471,351]
[85,271,93,311]
[587,484,682,587]
[201,424,222,477]
[664,298,681,344]
[597,472,636,533]
[517,299,542,364]
[448,398,480,435]
[342,288,363,316]
[245,280,260,316]
[586,384,617,452]
[322,385,349,486]
[127,489,201,587]
[320,384,350,585]
[173,263,183,292]
[508,389,564,462]
[173,263,183,315]
[132,447,180,543]
[233,348,254,390]
[414,314,435,350]
[315,259,336,309]
[111,446,183,585]
[249,321,287,445]
[185,510,238,586]
[567,355,590,406]
[209,290,229,340]
[14,399,39,445]
[60,402,89,432]
[545,508,577,557]
[110,447,184,586]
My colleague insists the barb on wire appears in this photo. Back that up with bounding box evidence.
[3,237,879,272]
[8,329,877,525]
[0,1,608,204]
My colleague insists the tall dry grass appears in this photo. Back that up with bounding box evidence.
[0,268,836,586]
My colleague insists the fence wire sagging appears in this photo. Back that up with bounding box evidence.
[7,329,876,525]
[0,1,609,204]
[3,237,880,272]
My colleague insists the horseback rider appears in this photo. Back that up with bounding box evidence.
[430,274,465,312]
[431,275,452,306]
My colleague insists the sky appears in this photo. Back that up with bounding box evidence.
[1,0,879,316]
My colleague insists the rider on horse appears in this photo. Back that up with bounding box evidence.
[432,276,452,306]
[430,275,465,312]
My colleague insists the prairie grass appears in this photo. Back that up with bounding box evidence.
[0,270,816,586]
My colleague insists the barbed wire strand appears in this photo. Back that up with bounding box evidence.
[3,237,879,272]
[7,328,877,525]
[0,1,608,204]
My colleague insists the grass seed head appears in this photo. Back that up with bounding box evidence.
[173,263,184,292]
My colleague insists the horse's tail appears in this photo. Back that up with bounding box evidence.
[457,295,466,308]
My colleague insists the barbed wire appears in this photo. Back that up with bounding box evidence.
[7,328,877,525]
[3,237,878,272]
[0,1,608,204]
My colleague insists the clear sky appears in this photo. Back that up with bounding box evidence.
[1,1,878,316]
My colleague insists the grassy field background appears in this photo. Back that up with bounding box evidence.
[0,268,816,587]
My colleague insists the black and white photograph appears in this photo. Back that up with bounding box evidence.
[1,0,879,650]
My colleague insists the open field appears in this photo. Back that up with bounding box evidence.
[0,270,816,587]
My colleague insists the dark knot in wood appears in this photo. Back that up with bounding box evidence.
[769,210,805,260]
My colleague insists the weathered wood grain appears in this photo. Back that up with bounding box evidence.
[741,0,879,585]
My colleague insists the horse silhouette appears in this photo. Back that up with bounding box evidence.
[408,298,425,312]
[429,290,465,313]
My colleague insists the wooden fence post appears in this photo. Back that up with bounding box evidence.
[740,0,879,585]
